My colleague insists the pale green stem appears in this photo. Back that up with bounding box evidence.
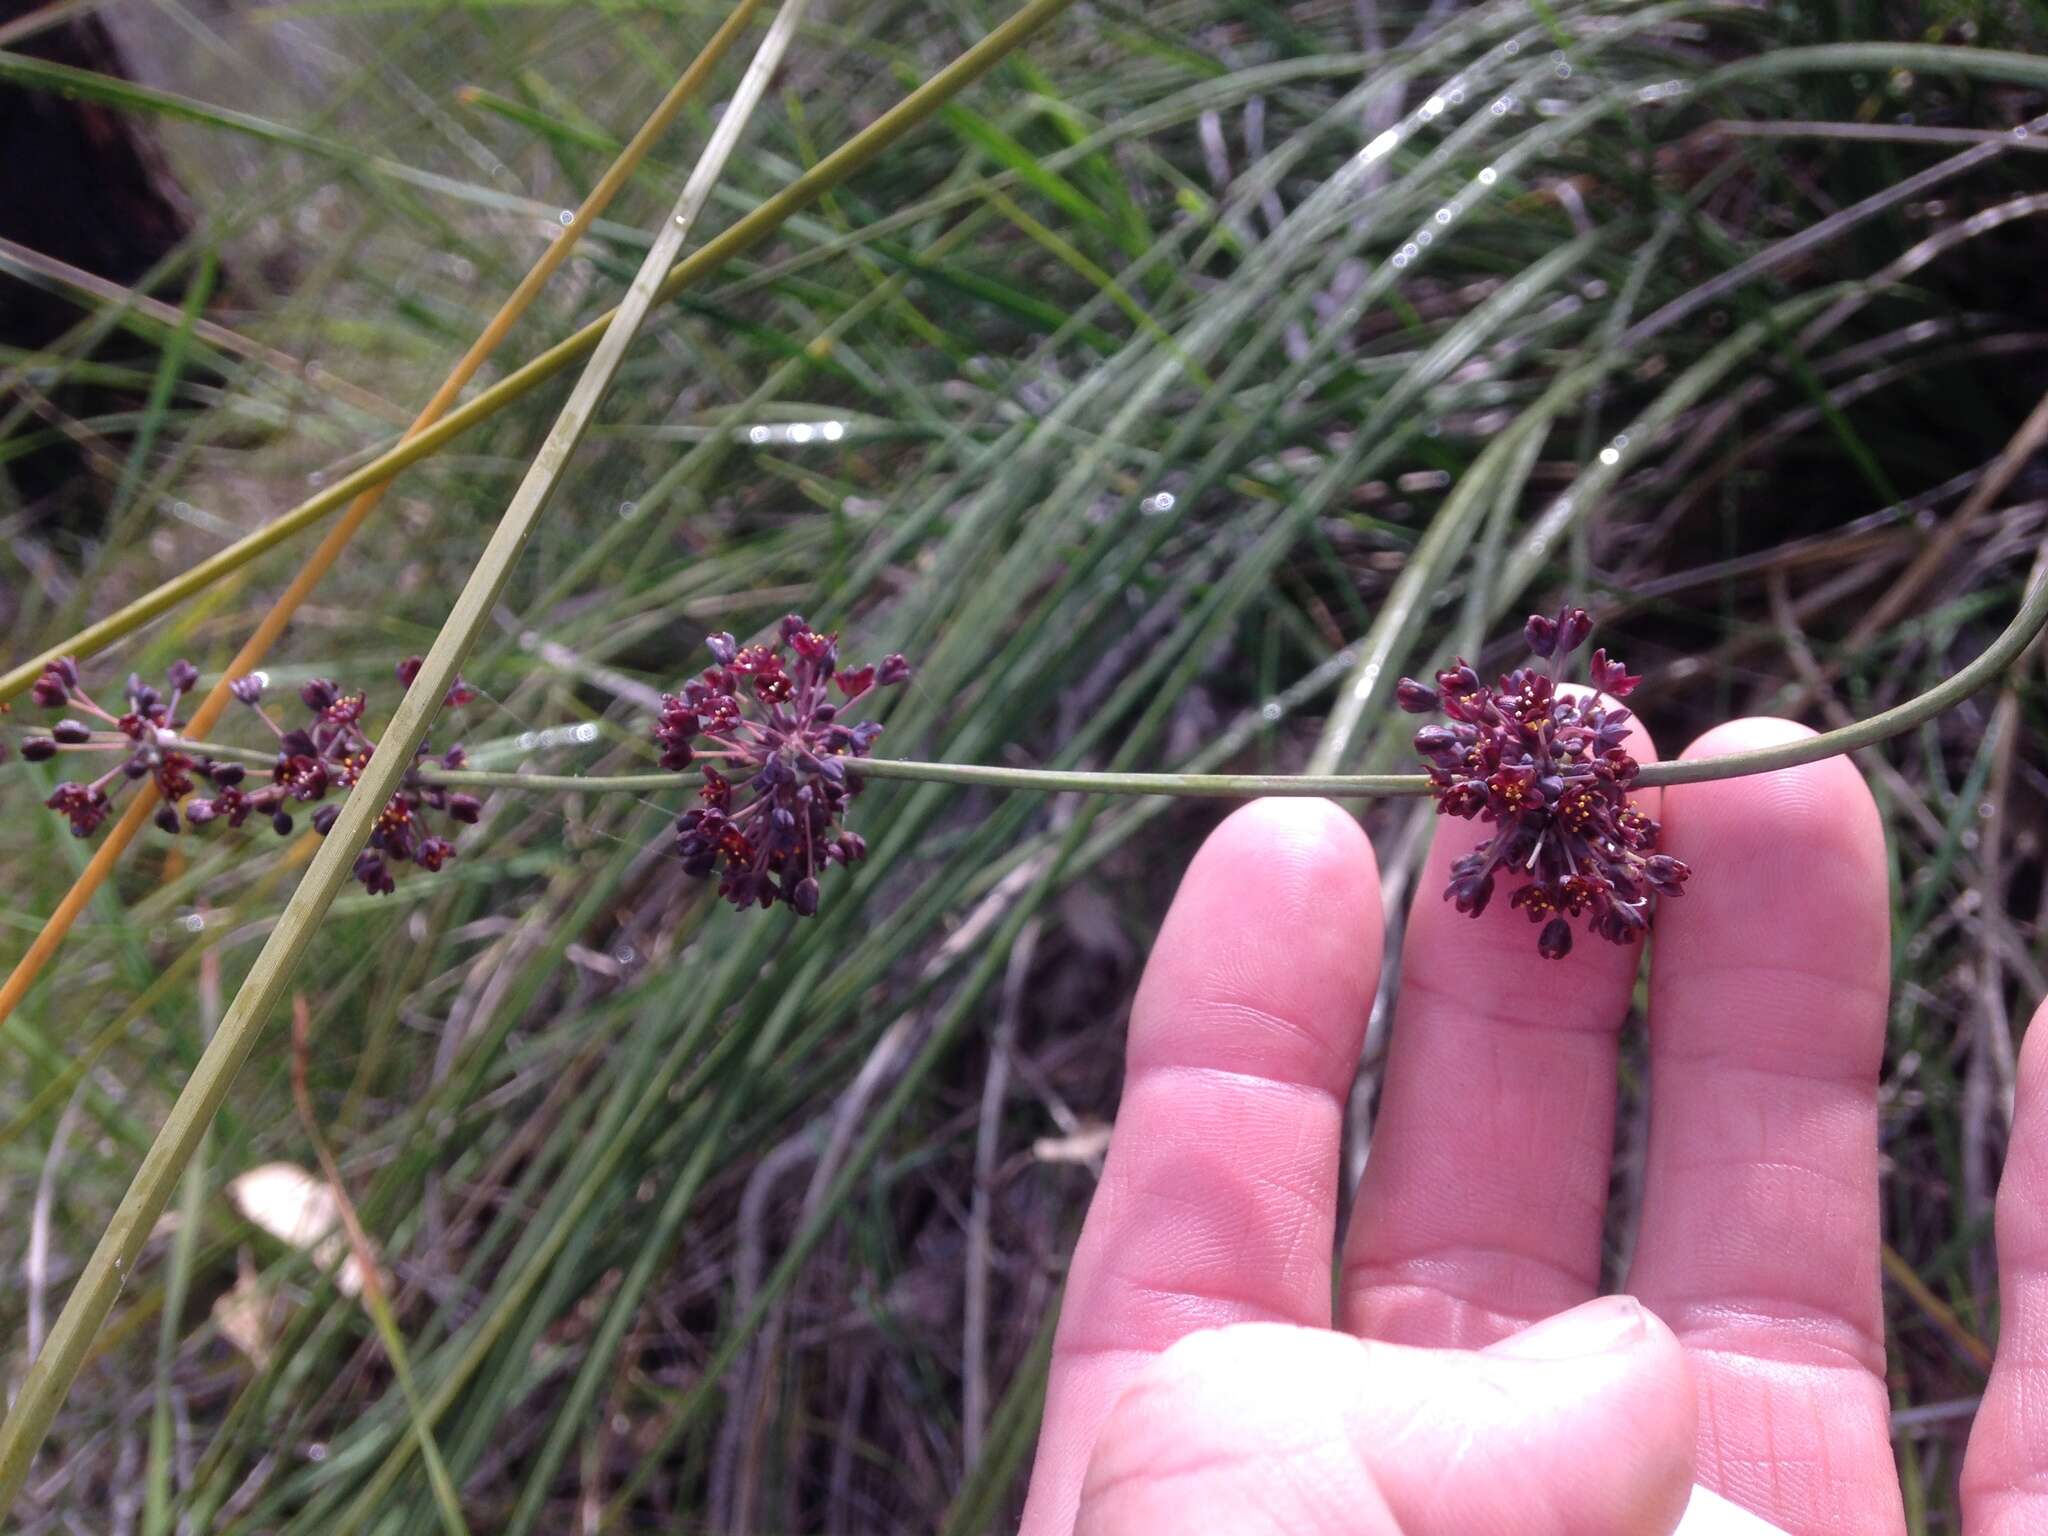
[0,0,786,1505]
[156,559,2048,808]
[0,0,1090,1513]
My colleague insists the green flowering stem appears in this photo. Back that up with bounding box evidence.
[157,561,2048,807]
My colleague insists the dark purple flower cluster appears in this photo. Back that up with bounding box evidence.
[17,656,478,895]
[660,615,909,915]
[1396,606,1689,961]
[195,666,480,894]
[22,657,204,836]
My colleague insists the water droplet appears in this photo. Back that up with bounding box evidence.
[1260,701,1283,722]
[1555,61,1572,79]
[2015,124,2032,141]
[1598,446,1621,467]
[788,423,814,444]
[1421,95,1445,119]
[558,209,574,226]
[821,420,845,441]
[1434,208,1453,225]
[576,723,599,743]
[614,945,636,964]
[518,732,538,750]
[1361,127,1400,164]
[1504,38,1520,55]
[1140,491,1177,516]
[1391,251,1410,269]
[1478,166,1498,186]
[748,425,771,445]
[1416,230,1432,247]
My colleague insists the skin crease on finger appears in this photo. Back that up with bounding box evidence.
[1962,997,2048,1533]
[1072,1305,1697,1536]
[1030,717,1976,1536]
[1627,719,1899,1536]
[1340,691,1660,1347]
[1018,798,1385,1536]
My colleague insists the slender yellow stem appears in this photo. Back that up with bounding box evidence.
[0,1,1082,1511]
[0,5,759,1040]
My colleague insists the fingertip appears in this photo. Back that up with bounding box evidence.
[1674,716,1884,878]
[1131,797,1383,1086]
[1660,715,1888,997]
[1195,797,1380,924]
[2016,994,2048,1105]
[1993,997,2048,1263]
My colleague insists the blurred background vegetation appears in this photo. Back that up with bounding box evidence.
[2,0,2046,1529]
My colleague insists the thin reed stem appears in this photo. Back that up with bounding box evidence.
[0,7,761,1039]
[168,560,2035,806]
[0,0,1083,1511]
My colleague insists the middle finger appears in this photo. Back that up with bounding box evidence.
[1340,703,1658,1345]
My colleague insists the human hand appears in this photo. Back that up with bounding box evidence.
[1019,715,2048,1535]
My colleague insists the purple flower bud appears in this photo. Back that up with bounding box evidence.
[706,632,737,666]
[52,719,91,744]
[185,799,218,825]
[1523,613,1558,657]
[21,737,57,762]
[354,852,395,896]
[300,679,340,711]
[396,655,424,687]
[1588,647,1640,699]
[230,675,266,705]
[155,805,182,834]
[1555,608,1592,657]
[1446,870,1494,918]
[210,762,247,788]
[312,805,340,835]
[448,793,482,824]
[167,660,200,693]
[790,876,820,917]
[1395,677,1439,713]
[272,811,295,835]
[1538,916,1573,960]
[877,654,911,687]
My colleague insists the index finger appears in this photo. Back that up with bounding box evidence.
[1020,799,1384,1536]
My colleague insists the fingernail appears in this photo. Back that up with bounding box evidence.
[1489,1295,1646,1360]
